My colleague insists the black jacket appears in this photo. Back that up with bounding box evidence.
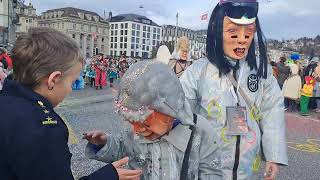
[0,79,118,180]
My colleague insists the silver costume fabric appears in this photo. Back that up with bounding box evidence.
[86,116,222,180]
[86,61,223,179]
[116,61,194,125]
[180,58,288,179]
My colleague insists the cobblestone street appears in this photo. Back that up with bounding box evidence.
[56,85,320,180]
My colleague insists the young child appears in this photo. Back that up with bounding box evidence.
[300,76,316,115]
[0,27,140,180]
[84,61,223,180]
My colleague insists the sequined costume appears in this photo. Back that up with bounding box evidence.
[85,61,223,180]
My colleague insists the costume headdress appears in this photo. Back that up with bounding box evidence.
[115,61,193,125]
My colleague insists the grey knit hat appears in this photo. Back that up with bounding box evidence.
[115,60,194,125]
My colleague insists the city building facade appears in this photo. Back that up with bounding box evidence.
[0,0,18,47]
[109,13,161,58]
[37,7,109,57]
[15,2,37,37]
[162,25,207,59]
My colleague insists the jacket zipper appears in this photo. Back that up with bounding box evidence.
[232,135,241,180]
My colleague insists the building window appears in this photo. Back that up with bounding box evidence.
[121,30,124,35]
[142,45,145,50]
[115,37,118,42]
[142,39,146,44]
[153,28,156,33]
[114,43,117,48]
[115,30,118,36]
[131,51,134,57]
[120,37,123,42]
[131,37,135,43]
[124,44,127,48]
[147,27,151,32]
[136,38,140,43]
[137,24,140,30]
[147,33,150,38]
[111,31,114,36]
[143,32,146,38]
[111,44,113,48]
[124,37,127,42]
[132,23,136,29]
[120,43,123,48]
[146,46,149,51]
[125,30,128,35]
[143,26,146,31]
[110,51,113,56]
[115,24,118,29]
[153,40,156,46]
[102,38,105,42]
[121,23,124,29]
[132,30,135,36]
[157,35,160,40]
[136,31,140,37]
[111,24,114,29]
[125,23,128,28]
[131,44,135,49]
[153,34,156,39]
[72,34,75,39]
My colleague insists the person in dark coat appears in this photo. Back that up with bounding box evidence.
[0,27,141,180]
[276,56,290,89]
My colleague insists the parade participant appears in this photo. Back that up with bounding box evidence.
[180,0,288,179]
[168,36,193,78]
[84,61,223,180]
[108,58,118,87]
[0,47,13,70]
[84,57,96,87]
[0,61,8,90]
[277,57,290,89]
[312,64,320,112]
[93,53,108,90]
[0,27,141,180]
[300,76,315,115]
[282,64,301,112]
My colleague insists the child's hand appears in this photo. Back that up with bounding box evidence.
[83,131,107,145]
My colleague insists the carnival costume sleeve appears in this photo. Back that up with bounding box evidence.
[179,62,201,113]
[259,65,288,166]
[85,129,131,163]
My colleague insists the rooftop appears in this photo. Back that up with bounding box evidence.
[110,13,160,27]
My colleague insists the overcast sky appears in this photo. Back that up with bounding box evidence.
[28,0,319,40]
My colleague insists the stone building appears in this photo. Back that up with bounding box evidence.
[37,7,109,57]
[15,2,37,37]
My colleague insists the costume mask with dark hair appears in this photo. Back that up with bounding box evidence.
[206,0,268,78]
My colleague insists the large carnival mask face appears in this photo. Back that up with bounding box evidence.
[223,16,256,60]
[129,111,174,141]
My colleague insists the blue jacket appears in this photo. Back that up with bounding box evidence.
[0,79,118,180]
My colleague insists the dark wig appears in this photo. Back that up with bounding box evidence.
[206,3,268,78]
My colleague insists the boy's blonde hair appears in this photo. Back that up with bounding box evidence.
[12,27,83,88]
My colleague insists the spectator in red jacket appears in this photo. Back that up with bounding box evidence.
[0,48,13,70]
